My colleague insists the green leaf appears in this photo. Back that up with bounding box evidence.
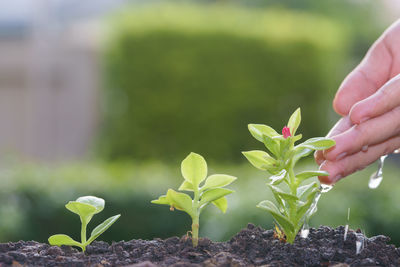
[76,196,105,214]
[257,200,295,233]
[242,150,277,171]
[296,137,335,150]
[287,108,301,136]
[201,174,237,191]
[151,195,170,205]
[66,201,98,224]
[86,214,121,245]
[292,134,302,143]
[269,169,287,185]
[48,234,82,248]
[248,124,279,142]
[267,184,298,204]
[296,189,319,223]
[296,170,329,182]
[200,188,234,206]
[178,180,194,191]
[212,197,228,213]
[166,189,194,217]
[297,182,318,199]
[262,135,280,157]
[181,152,207,188]
[293,148,313,163]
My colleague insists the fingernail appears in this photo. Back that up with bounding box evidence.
[333,174,342,182]
[361,145,368,152]
[336,152,347,161]
[317,159,324,165]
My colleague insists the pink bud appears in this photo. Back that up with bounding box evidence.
[282,126,291,139]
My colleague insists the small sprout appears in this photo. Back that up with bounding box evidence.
[243,108,335,243]
[152,152,237,247]
[48,196,120,252]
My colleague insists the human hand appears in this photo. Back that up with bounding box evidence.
[315,19,400,184]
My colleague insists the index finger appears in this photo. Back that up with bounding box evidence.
[333,20,400,116]
[314,116,353,164]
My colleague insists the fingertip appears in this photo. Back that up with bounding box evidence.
[333,92,349,116]
[318,161,342,185]
[349,101,370,125]
[314,150,324,165]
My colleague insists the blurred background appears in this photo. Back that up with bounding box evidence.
[1,0,400,246]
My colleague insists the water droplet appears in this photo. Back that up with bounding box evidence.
[320,184,333,193]
[355,233,365,254]
[300,222,309,239]
[368,155,387,189]
[344,224,349,241]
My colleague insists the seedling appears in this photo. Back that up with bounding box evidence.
[152,152,236,247]
[243,108,335,243]
[48,196,120,252]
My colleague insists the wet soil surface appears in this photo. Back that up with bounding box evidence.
[1,224,399,266]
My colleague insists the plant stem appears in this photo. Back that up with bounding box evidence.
[192,216,199,247]
[81,220,87,251]
[192,187,200,247]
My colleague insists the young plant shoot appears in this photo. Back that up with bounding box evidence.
[48,196,120,252]
[152,152,236,247]
[243,108,335,243]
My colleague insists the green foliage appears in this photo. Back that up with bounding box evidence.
[152,152,236,246]
[99,4,347,162]
[48,196,120,252]
[2,161,400,245]
[243,108,335,243]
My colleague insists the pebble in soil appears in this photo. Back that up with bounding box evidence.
[0,224,399,266]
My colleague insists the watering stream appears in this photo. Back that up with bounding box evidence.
[300,184,333,239]
[369,150,400,189]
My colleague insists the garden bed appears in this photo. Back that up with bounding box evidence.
[1,224,399,266]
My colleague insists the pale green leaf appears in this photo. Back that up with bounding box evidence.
[296,182,318,199]
[201,174,236,191]
[200,188,234,206]
[287,108,301,136]
[178,180,194,191]
[87,214,121,245]
[296,137,335,150]
[293,148,313,164]
[48,234,82,248]
[269,169,287,185]
[242,150,277,171]
[267,184,298,204]
[262,135,280,157]
[76,196,105,213]
[248,124,279,142]
[212,197,228,213]
[151,195,170,205]
[181,152,207,187]
[296,189,319,224]
[296,170,329,182]
[257,200,295,233]
[166,189,194,217]
[66,201,97,224]
[292,134,302,143]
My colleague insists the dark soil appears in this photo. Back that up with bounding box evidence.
[1,224,399,267]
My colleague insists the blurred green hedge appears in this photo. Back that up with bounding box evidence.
[99,4,348,162]
[2,159,400,246]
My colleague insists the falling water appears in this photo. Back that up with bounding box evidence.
[368,155,387,189]
[300,184,333,239]
[355,233,365,254]
[300,221,310,238]
[369,150,400,189]
[344,208,350,241]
